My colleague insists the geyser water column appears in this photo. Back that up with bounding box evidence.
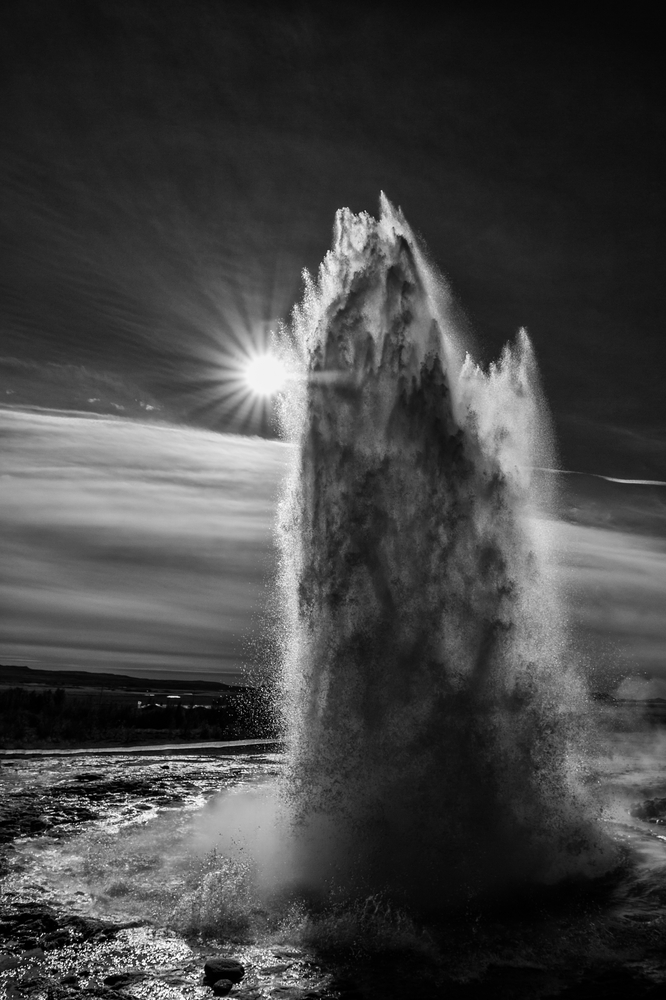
[276,196,610,910]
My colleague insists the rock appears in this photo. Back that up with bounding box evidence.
[631,797,666,824]
[260,964,292,974]
[39,929,71,949]
[204,958,245,985]
[19,967,45,985]
[103,971,147,988]
[21,947,44,961]
[269,989,321,1000]
[28,817,49,833]
[0,955,21,972]
[212,979,234,996]
[62,915,122,941]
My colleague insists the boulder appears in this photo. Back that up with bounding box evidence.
[212,979,234,996]
[204,958,245,986]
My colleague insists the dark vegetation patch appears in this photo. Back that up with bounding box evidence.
[0,685,277,749]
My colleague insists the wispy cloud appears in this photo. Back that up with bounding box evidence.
[1,357,164,420]
[0,408,290,680]
[554,521,666,688]
[2,406,665,688]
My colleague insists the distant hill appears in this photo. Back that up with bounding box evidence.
[0,664,240,692]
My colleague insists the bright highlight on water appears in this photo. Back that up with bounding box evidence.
[276,195,615,908]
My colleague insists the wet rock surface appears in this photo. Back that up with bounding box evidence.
[1,903,665,999]
[0,757,268,844]
[0,754,339,1000]
[0,902,143,953]
[632,798,666,825]
[102,971,148,988]
[0,923,337,1000]
[204,958,245,984]
[211,978,234,996]
[2,748,666,999]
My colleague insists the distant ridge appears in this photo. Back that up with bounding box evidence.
[0,664,241,692]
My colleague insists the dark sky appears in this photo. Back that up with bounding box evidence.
[1,1,664,476]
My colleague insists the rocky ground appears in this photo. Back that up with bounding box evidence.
[3,893,666,1000]
[0,901,336,1000]
[0,754,282,858]
[3,749,666,999]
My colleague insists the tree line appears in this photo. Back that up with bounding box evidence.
[0,686,278,747]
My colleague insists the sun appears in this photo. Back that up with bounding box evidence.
[244,353,289,397]
[187,297,299,434]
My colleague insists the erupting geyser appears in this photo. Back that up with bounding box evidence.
[276,196,612,911]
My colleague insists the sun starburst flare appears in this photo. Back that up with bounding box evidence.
[244,353,289,397]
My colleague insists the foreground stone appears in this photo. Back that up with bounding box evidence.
[212,979,234,996]
[204,958,245,986]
